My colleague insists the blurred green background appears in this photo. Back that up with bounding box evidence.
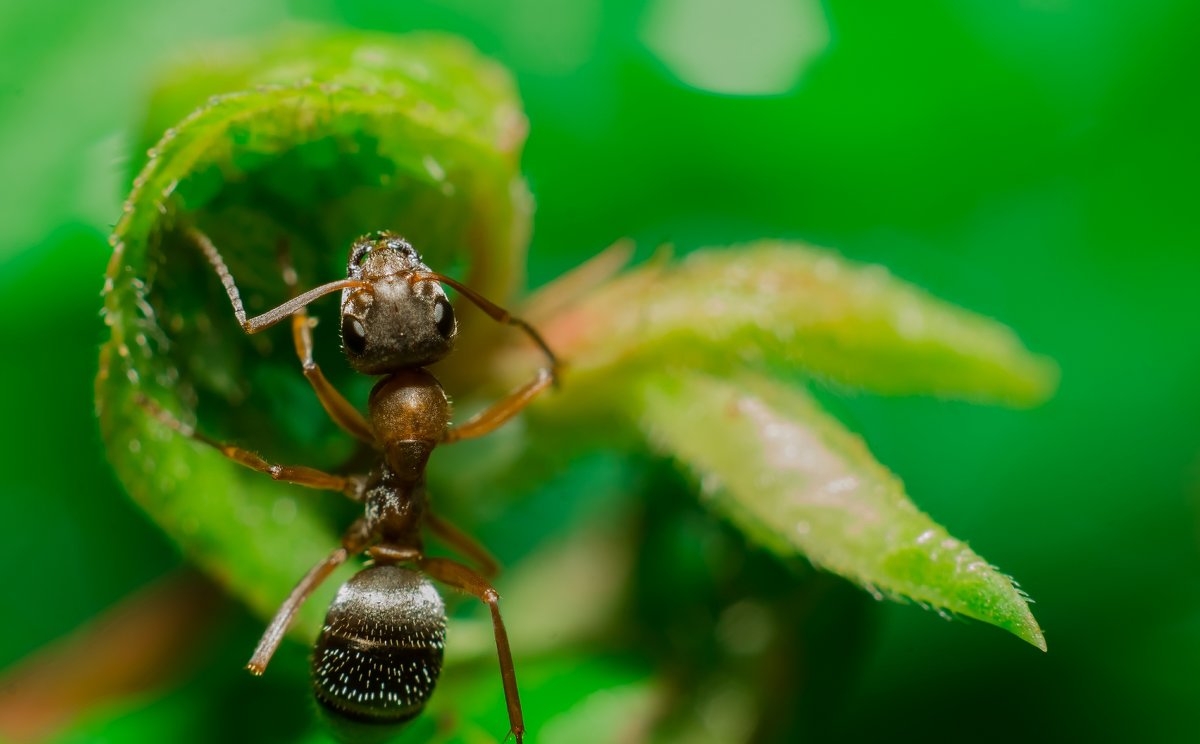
[2,0,1199,742]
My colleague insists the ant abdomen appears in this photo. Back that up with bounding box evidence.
[312,565,447,730]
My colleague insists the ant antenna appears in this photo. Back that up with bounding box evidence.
[187,226,369,334]
[411,272,559,370]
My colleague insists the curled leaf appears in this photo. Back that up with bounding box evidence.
[97,30,530,637]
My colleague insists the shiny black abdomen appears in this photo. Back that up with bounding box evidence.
[312,565,447,724]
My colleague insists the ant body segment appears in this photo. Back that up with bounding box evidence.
[144,228,558,741]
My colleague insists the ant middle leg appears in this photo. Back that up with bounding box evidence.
[420,556,524,743]
[137,396,363,499]
[275,239,377,447]
[425,512,500,579]
[247,518,372,674]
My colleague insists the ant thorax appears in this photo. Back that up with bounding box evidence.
[340,232,458,374]
[362,461,430,544]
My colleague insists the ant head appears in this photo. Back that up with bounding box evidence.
[339,232,457,374]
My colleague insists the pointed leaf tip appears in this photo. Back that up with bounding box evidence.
[636,369,1045,647]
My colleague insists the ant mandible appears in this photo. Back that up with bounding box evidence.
[144,227,558,742]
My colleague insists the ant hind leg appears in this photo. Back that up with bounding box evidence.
[247,518,372,674]
[420,556,524,743]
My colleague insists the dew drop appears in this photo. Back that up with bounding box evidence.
[422,155,445,182]
[700,472,722,496]
[272,497,298,525]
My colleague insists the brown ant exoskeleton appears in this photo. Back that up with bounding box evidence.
[144,227,559,742]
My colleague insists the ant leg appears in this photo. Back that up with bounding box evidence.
[410,272,558,444]
[184,225,366,334]
[442,368,554,444]
[288,310,377,446]
[138,396,363,500]
[420,557,524,743]
[411,272,557,443]
[425,512,500,579]
[275,240,377,447]
[248,519,371,674]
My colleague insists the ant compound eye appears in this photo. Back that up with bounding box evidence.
[348,243,372,270]
[341,315,368,355]
[433,297,455,339]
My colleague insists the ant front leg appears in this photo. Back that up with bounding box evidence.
[184,226,375,444]
[248,518,372,675]
[137,396,363,500]
[442,367,554,444]
[420,556,524,743]
[414,271,560,375]
[417,273,558,444]
[276,239,377,447]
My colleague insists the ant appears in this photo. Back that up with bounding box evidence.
[142,227,558,742]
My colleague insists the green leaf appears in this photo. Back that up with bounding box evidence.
[536,242,1058,406]
[636,369,1046,650]
[511,243,1051,648]
[97,30,530,638]
[97,30,1051,664]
